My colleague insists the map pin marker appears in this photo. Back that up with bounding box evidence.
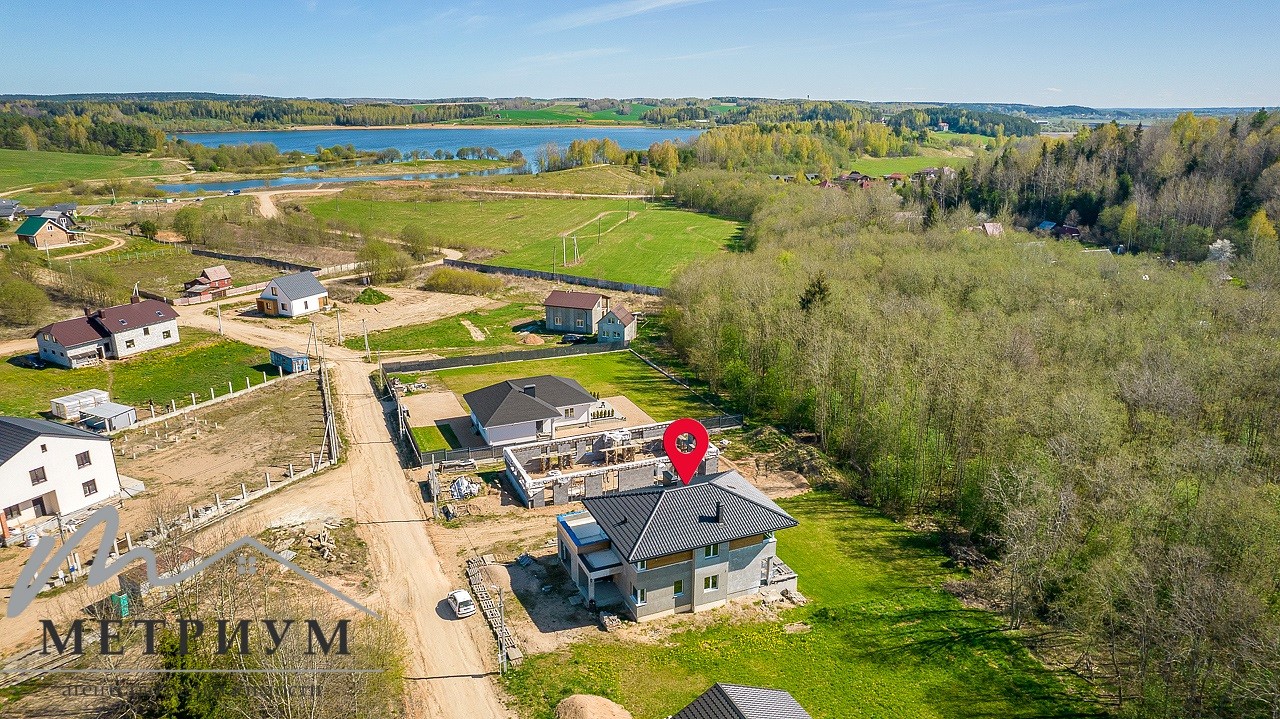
[663,418,710,485]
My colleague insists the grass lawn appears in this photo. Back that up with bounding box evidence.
[848,156,972,177]
[0,328,275,418]
[344,301,547,354]
[410,424,454,452]
[447,165,662,195]
[429,351,715,422]
[0,148,185,191]
[503,492,1098,719]
[51,237,279,296]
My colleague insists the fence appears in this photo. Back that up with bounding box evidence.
[111,368,310,434]
[191,247,320,273]
[383,341,628,374]
[443,258,664,296]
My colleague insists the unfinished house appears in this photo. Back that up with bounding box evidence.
[557,471,799,621]
[503,420,722,508]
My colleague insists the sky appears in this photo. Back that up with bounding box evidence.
[4,0,1278,108]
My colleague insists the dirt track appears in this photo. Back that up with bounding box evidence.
[252,187,344,219]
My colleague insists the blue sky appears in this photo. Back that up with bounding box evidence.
[5,0,1277,107]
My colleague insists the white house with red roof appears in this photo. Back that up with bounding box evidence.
[34,297,180,368]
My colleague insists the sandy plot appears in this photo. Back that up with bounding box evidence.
[400,390,486,449]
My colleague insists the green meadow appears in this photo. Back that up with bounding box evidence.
[0,148,184,191]
[848,155,972,177]
[345,302,547,355]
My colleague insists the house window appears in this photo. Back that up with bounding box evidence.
[704,575,719,592]
[673,580,684,597]
[631,587,647,606]
[82,480,98,497]
[40,444,47,453]
[282,303,289,311]
[703,544,720,559]
[270,287,277,296]
[634,560,647,572]
[143,327,151,336]
[125,339,136,349]
[76,451,91,468]
[575,318,585,328]
[4,505,18,520]
[564,407,575,419]
[162,330,172,339]
[29,467,47,485]
[553,314,562,325]
[304,300,309,309]
[560,543,569,562]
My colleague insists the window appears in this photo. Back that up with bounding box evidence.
[125,339,136,349]
[162,330,172,339]
[553,314,562,325]
[76,451,91,468]
[270,286,277,296]
[673,580,684,597]
[40,444,47,453]
[575,318,585,328]
[631,587,647,606]
[634,560,647,572]
[4,505,18,520]
[564,407,575,419]
[703,544,720,559]
[303,300,309,309]
[82,480,98,497]
[703,575,719,592]
[560,544,569,562]
[29,467,47,485]
[143,327,150,336]
[282,303,289,311]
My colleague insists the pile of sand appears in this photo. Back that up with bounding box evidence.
[555,695,633,719]
[519,333,545,345]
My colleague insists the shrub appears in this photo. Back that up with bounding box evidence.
[354,287,392,305]
[420,267,503,296]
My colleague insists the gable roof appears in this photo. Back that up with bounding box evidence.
[544,289,607,311]
[581,471,798,562]
[266,272,326,301]
[199,265,232,282]
[463,375,595,428]
[15,216,66,237]
[35,315,110,348]
[96,299,178,333]
[603,304,636,327]
[673,684,813,719]
[0,416,108,465]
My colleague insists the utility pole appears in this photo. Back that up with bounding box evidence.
[335,305,343,343]
[561,236,567,266]
[216,303,222,334]
[362,319,371,361]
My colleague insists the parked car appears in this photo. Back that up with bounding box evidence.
[447,589,476,618]
[559,334,591,344]
[12,354,44,369]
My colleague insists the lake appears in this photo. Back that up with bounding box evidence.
[172,126,702,159]
[155,167,514,194]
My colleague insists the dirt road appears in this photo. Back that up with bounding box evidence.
[252,187,344,219]
[54,233,126,260]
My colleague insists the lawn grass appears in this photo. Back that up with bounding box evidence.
[344,302,546,354]
[0,148,185,191]
[51,237,279,296]
[447,165,662,195]
[0,327,274,418]
[430,351,715,422]
[502,492,1098,719]
[848,156,972,177]
[411,424,452,452]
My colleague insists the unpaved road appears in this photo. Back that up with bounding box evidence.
[54,232,126,259]
[252,187,344,219]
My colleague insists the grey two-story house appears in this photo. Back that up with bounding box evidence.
[557,471,799,621]
[544,290,609,335]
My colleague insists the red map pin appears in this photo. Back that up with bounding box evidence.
[663,418,710,485]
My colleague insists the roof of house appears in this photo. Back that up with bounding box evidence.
[603,304,636,327]
[199,265,232,282]
[1037,221,1057,231]
[35,315,110,348]
[0,199,20,210]
[544,289,607,311]
[265,272,326,301]
[463,375,595,428]
[0,416,108,465]
[80,401,134,420]
[95,299,178,333]
[672,684,813,719]
[15,216,65,237]
[581,471,798,562]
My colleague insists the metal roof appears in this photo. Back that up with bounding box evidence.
[0,416,108,465]
[603,304,636,327]
[672,684,813,719]
[581,471,798,563]
[265,272,326,302]
[15,216,59,237]
[35,315,110,348]
[95,299,178,333]
[544,289,607,311]
[463,375,594,428]
[270,347,307,360]
[80,402,134,419]
[199,265,232,282]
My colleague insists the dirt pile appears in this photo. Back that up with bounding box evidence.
[555,695,633,719]
[519,333,545,345]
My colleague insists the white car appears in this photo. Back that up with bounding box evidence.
[448,589,477,618]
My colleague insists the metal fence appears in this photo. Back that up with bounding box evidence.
[443,258,664,296]
[383,341,628,374]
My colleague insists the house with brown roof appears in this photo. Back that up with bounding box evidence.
[183,265,233,296]
[34,297,180,368]
[598,304,637,342]
[544,290,609,335]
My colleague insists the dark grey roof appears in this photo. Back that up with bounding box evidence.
[0,416,107,464]
[673,684,812,719]
[269,272,326,301]
[581,471,798,562]
[463,375,594,428]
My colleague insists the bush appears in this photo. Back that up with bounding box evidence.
[0,277,49,326]
[420,267,503,295]
[354,287,392,305]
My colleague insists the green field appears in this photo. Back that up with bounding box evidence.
[53,237,279,296]
[0,148,185,191]
[411,424,458,452]
[305,195,739,287]
[503,492,1095,719]
[849,156,972,177]
[0,328,275,417]
[345,302,547,354]
[424,351,715,422]
[447,165,662,195]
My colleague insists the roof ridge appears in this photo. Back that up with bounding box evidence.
[629,485,671,561]
[712,684,749,719]
[708,475,795,521]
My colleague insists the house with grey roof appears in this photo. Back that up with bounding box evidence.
[0,417,121,540]
[672,683,813,719]
[0,199,22,222]
[463,375,601,446]
[257,272,328,317]
[34,297,180,368]
[557,471,799,621]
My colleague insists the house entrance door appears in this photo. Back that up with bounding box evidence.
[32,498,47,517]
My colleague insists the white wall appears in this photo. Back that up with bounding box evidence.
[0,434,121,525]
[277,292,327,318]
[36,335,104,369]
[111,319,180,359]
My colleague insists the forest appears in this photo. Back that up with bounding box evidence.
[661,113,1280,718]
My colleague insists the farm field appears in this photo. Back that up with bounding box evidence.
[445,164,662,195]
[344,301,547,354]
[49,237,279,296]
[0,327,275,418]
[0,148,186,191]
[848,155,972,176]
[503,492,1095,719]
[419,351,716,423]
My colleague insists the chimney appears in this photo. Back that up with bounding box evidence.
[83,307,93,317]
[523,384,536,398]
[130,294,142,304]
[714,501,723,523]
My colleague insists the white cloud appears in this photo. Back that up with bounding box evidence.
[1046,87,1063,93]
[534,0,709,33]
